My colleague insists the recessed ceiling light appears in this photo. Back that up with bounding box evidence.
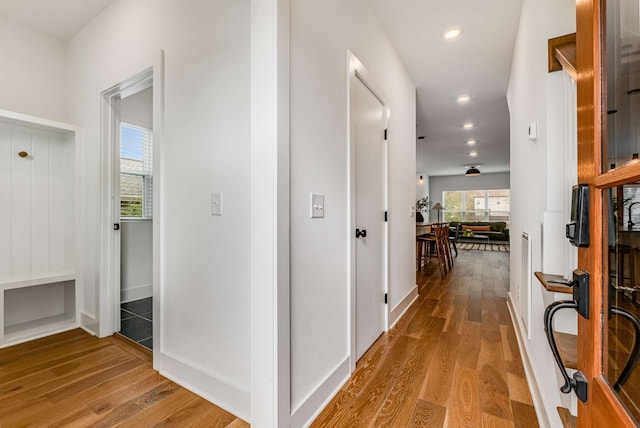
[442,27,463,40]
[467,139,476,145]
[463,122,474,130]
[457,94,470,103]
[469,151,478,157]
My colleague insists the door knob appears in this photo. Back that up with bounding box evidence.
[355,228,367,238]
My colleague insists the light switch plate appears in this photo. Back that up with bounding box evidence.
[211,192,222,216]
[311,193,324,218]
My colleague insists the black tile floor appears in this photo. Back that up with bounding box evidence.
[120,297,152,350]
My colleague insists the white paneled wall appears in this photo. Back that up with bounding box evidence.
[0,122,75,278]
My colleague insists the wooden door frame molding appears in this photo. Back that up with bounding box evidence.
[577,0,638,425]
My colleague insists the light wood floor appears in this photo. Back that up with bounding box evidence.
[0,330,248,427]
[312,248,539,427]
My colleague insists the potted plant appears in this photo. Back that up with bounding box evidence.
[415,196,431,223]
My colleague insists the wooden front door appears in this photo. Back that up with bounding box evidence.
[578,0,640,425]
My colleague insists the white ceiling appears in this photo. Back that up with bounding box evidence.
[368,0,523,177]
[1,0,522,177]
[0,0,114,40]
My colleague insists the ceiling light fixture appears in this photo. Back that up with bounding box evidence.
[457,94,470,103]
[465,166,481,176]
[467,139,476,146]
[442,26,463,40]
[463,122,474,130]
[469,151,477,157]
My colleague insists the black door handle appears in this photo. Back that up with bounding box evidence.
[114,223,120,231]
[356,228,367,238]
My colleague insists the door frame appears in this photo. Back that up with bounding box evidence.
[347,50,390,372]
[577,0,639,425]
[99,52,164,364]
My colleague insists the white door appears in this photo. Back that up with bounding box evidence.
[354,76,386,361]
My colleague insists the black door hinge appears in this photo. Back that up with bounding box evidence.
[384,293,388,304]
[384,129,388,140]
[384,211,388,222]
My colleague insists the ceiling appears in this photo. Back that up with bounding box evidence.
[368,0,523,177]
[1,0,522,177]
[0,0,114,40]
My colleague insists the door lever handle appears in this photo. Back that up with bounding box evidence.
[355,228,367,238]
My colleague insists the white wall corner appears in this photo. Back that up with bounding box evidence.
[250,0,291,426]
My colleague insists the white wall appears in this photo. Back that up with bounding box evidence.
[507,0,576,425]
[65,0,251,419]
[0,16,67,122]
[289,0,416,423]
[428,172,510,222]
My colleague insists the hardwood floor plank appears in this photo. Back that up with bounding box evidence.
[482,412,516,428]
[444,363,481,427]
[90,380,181,427]
[511,400,540,428]
[506,372,534,405]
[410,399,446,428]
[373,317,445,426]
[419,331,461,405]
[479,363,513,420]
[87,371,168,414]
[224,419,251,428]
[457,320,481,369]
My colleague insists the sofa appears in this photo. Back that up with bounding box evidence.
[449,221,510,242]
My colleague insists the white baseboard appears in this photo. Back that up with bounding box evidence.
[158,351,250,422]
[289,357,351,428]
[506,293,550,428]
[121,284,153,303]
[389,284,419,329]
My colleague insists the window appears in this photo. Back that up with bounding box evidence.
[120,122,153,219]
[442,189,510,224]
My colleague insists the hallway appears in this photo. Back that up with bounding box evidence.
[312,249,539,427]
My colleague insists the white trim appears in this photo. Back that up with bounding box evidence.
[159,351,250,422]
[250,0,290,425]
[389,284,419,328]
[507,293,549,428]
[289,357,351,428]
[347,50,390,372]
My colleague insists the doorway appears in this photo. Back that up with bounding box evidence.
[117,87,154,349]
[101,65,161,354]
[349,52,389,364]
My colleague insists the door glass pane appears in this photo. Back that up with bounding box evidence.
[603,0,640,172]
[604,184,640,422]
